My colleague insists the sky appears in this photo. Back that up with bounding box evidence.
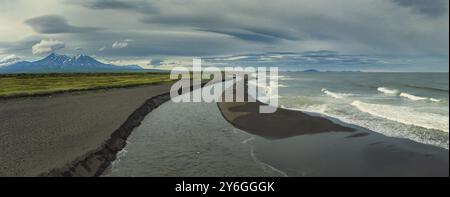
[0,0,448,71]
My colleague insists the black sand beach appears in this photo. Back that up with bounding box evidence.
[217,85,449,176]
[0,84,172,176]
[218,100,355,139]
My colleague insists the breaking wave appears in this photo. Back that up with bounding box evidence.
[351,100,448,132]
[321,88,357,99]
[377,87,399,94]
[376,87,441,102]
[399,92,441,102]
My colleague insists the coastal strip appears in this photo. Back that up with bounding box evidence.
[0,75,218,177]
[216,86,449,176]
[0,84,173,176]
[42,81,214,177]
[42,93,172,177]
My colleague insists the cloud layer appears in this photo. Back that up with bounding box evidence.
[112,41,129,49]
[25,15,101,34]
[65,0,450,58]
[0,0,448,71]
[77,0,158,13]
[32,39,65,55]
[0,54,21,67]
[392,0,448,18]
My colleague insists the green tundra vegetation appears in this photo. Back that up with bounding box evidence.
[0,73,173,98]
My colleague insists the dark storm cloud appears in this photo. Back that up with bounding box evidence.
[392,0,448,17]
[25,15,101,34]
[65,0,447,55]
[0,37,42,55]
[141,13,299,43]
[77,0,298,44]
[143,7,445,55]
[75,0,158,13]
[198,29,281,43]
[240,26,299,41]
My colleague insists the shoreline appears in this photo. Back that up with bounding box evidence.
[216,84,449,176]
[41,81,212,177]
[0,83,174,176]
[2,79,447,176]
[218,100,449,176]
[42,93,171,176]
[0,77,215,177]
[217,101,356,139]
[217,81,356,139]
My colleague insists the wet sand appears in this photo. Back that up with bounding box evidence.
[218,101,354,139]
[217,85,449,176]
[0,84,172,176]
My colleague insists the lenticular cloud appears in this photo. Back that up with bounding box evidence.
[32,39,65,55]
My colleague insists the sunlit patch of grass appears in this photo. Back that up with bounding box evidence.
[0,73,173,98]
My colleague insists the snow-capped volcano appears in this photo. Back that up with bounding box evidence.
[0,53,142,73]
[33,53,108,67]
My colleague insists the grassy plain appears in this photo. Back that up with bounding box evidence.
[0,73,173,98]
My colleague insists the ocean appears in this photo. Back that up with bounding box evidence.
[103,72,449,177]
[276,72,449,148]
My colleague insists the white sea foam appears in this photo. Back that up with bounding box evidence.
[377,87,442,102]
[280,101,448,148]
[399,92,427,101]
[110,148,128,167]
[247,80,282,105]
[430,98,441,102]
[321,88,356,99]
[271,81,287,88]
[249,145,289,177]
[248,80,284,93]
[377,87,399,94]
[351,100,449,132]
[399,92,441,102]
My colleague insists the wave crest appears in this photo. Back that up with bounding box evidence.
[351,100,448,132]
[377,87,399,94]
[321,88,356,99]
[399,92,427,101]
[399,92,441,102]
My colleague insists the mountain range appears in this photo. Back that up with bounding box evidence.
[0,53,143,73]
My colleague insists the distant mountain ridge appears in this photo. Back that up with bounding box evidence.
[302,69,320,72]
[0,53,142,73]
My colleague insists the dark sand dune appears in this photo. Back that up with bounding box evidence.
[218,101,354,139]
[218,82,355,139]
